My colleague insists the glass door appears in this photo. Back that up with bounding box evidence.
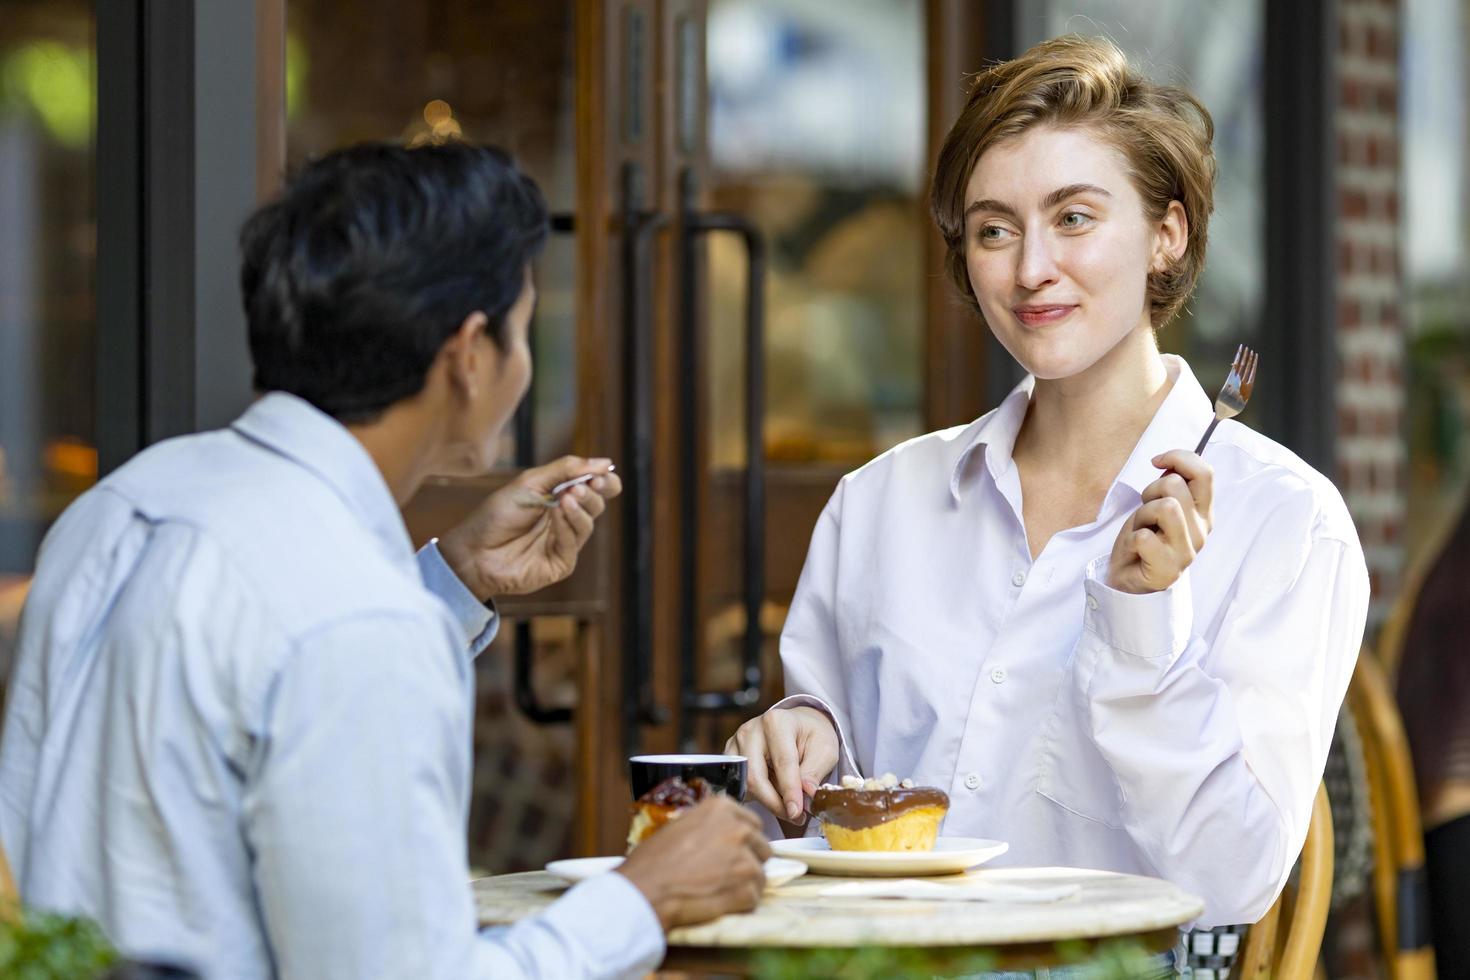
[0,3,97,688]
[665,0,934,756]
[285,0,655,875]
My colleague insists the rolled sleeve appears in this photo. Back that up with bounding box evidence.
[417,539,498,656]
[1080,555,1193,664]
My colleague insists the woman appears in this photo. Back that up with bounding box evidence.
[727,34,1369,928]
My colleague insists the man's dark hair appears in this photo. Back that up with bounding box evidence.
[240,141,549,423]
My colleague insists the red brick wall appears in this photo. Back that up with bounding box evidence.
[1327,5,1403,976]
[1336,0,1406,628]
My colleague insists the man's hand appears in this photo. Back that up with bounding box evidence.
[1106,450,1214,595]
[437,456,621,600]
[725,706,839,824]
[617,796,771,931]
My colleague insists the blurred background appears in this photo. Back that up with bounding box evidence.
[0,0,1463,974]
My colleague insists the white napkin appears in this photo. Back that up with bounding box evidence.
[818,878,1079,903]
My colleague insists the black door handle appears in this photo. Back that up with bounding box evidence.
[513,620,573,724]
[510,212,576,726]
[621,165,670,757]
[676,171,767,749]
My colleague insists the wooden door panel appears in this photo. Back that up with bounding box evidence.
[702,465,845,603]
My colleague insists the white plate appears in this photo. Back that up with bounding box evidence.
[769,836,1009,877]
[544,855,808,889]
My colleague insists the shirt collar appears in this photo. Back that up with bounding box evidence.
[949,375,1034,504]
[230,392,415,565]
[1113,354,1217,494]
[949,354,1215,504]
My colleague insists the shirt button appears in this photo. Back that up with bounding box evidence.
[990,666,1007,684]
[1087,595,1099,611]
[964,773,981,790]
[1011,570,1026,587]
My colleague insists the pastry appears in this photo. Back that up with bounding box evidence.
[626,776,711,851]
[810,773,949,852]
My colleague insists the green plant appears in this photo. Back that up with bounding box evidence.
[751,944,997,979]
[751,937,1160,979]
[0,909,119,980]
[1068,938,1164,978]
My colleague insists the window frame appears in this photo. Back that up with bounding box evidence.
[95,0,274,475]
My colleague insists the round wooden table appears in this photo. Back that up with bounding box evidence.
[474,865,1205,975]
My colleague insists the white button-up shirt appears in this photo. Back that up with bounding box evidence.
[776,355,1369,927]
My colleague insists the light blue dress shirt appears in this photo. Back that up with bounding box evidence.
[0,392,664,979]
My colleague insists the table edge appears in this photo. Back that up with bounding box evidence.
[474,870,1207,949]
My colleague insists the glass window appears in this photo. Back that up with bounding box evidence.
[706,0,927,464]
[1402,0,1470,567]
[0,3,97,684]
[1019,1,1265,388]
[286,0,578,466]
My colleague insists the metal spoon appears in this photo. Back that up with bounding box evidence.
[542,464,616,507]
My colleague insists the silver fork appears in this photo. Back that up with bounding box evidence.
[1195,344,1258,454]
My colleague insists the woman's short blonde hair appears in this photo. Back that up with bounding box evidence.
[930,34,1217,328]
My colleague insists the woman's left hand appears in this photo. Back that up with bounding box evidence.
[1106,450,1214,595]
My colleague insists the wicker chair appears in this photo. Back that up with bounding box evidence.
[1235,782,1335,980]
[1347,652,1437,980]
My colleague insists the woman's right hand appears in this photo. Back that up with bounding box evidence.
[725,706,839,822]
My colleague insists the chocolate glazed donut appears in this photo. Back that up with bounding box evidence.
[810,787,951,829]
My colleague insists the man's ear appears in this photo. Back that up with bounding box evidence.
[441,311,492,401]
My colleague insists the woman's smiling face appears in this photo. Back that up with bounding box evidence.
[963,125,1185,381]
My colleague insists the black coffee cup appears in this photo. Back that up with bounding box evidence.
[629,754,747,801]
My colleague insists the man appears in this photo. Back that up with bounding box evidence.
[0,143,768,978]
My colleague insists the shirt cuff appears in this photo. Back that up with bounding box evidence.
[1081,555,1193,663]
[417,539,499,656]
[554,871,666,976]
